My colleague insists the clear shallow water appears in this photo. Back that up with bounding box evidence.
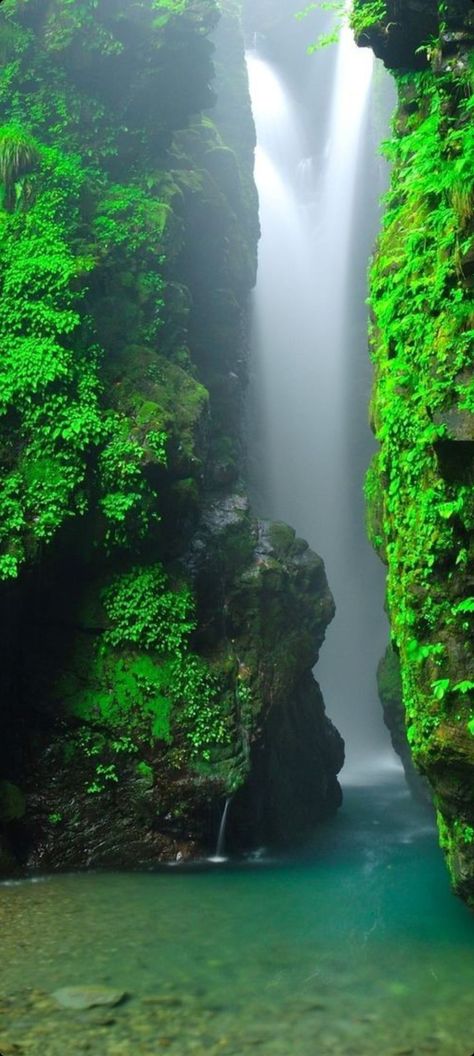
[1,778,474,1056]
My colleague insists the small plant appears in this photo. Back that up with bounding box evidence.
[295,0,387,52]
[86,763,119,795]
[0,124,40,211]
[432,679,450,701]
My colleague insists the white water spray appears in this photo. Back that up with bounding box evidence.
[246,30,399,780]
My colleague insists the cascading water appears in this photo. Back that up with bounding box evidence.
[246,31,398,780]
[210,797,232,863]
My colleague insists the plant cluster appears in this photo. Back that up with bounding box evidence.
[295,0,387,53]
[0,0,256,830]
[366,59,474,765]
[0,0,214,570]
[61,564,232,792]
[0,139,101,575]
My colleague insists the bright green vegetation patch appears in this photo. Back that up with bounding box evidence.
[349,0,386,36]
[59,564,233,793]
[0,135,170,571]
[0,139,101,575]
[0,0,257,833]
[367,60,474,763]
[0,0,221,576]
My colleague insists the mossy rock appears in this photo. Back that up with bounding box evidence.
[268,521,296,557]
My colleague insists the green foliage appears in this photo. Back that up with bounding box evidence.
[432,679,450,701]
[171,655,229,761]
[367,57,474,763]
[0,0,245,814]
[136,760,153,780]
[0,127,171,569]
[100,565,231,761]
[462,825,474,845]
[0,0,222,574]
[454,681,474,696]
[295,1,343,51]
[295,0,386,52]
[102,565,195,653]
[0,141,103,571]
[453,598,474,615]
[349,0,386,35]
[0,124,39,210]
[63,564,232,791]
[94,185,169,268]
[98,420,166,549]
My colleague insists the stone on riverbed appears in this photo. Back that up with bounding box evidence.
[52,986,127,1010]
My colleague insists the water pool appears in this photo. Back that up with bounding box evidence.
[1,777,473,1056]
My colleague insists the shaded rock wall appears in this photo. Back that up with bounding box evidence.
[0,0,342,870]
[359,0,474,903]
[377,645,432,805]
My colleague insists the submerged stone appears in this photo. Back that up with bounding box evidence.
[52,986,127,1010]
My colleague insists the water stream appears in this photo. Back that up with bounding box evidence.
[246,35,395,779]
[209,797,232,863]
[2,781,474,1055]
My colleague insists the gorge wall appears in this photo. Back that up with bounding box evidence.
[0,0,343,871]
[358,0,474,904]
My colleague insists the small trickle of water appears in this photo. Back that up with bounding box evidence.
[209,796,232,863]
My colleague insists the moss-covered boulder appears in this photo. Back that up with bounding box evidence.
[10,497,341,869]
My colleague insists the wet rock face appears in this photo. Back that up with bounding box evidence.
[188,501,344,849]
[0,1,344,871]
[8,498,341,871]
[377,647,432,808]
[362,1,474,903]
[354,0,439,69]
[232,673,343,848]
[354,0,474,70]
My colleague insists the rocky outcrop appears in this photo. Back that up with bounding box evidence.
[0,0,342,870]
[354,0,474,69]
[377,645,432,806]
[0,498,341,870]
[360,0,474,904]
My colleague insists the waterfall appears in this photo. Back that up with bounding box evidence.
[210,797,232,863]
[246,31,398,781]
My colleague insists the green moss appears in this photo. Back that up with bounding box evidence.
[268,522,296,556]
[368,37,474,896]
[57,563,234,793]
[368,61,474,754]
[0,0,226,572]
[0,0,262,847]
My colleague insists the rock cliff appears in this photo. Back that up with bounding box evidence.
[359,0,474,903]
[0,0,343,870]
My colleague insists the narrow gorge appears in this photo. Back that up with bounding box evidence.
[0,1,473,1055]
